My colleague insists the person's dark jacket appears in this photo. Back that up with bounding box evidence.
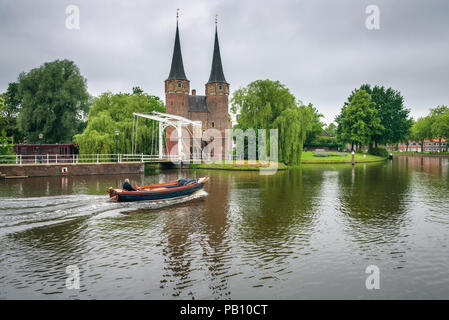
[122,182,136,191]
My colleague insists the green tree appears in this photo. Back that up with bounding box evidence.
[0,131,14,155]
[345,84,412,146]
[430,106,449,152]
[74,91,164,154]
[410,116,432,152]
[0,86,24,143]
[304,105,324,145]
[336,89,384,150]
[231,79,296,130]
[273,104,314,165]
[324,123,337,137]
[10,59,90,144]
[0,96,14,155]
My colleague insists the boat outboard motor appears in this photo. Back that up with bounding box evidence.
[177,178,198,186]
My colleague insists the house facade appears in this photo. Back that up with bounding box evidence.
[397,138,447,152]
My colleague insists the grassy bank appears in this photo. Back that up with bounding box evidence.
[188,152,385,171]
[300,151,386,164]
[190,161,288,171]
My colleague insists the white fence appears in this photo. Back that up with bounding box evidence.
[0,154,171,165]
[0,153,245,165]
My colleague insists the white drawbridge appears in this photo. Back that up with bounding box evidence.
[131,111,202,160]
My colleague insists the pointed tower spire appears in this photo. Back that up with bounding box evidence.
[167,9,187,81]
[207,15,227,84]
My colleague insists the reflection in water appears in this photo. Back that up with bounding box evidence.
[228,169,323,290]
[336,162,412,272]
[337,162,411,242]
[1,158,449,299]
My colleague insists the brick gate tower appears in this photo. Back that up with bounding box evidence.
[165,13,232,159]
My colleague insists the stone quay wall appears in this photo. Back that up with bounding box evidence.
[0,162,144,177]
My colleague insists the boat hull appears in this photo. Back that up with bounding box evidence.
[108,177,208,203]
[116,183,204,202]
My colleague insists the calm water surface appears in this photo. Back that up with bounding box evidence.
[1,157,449,299]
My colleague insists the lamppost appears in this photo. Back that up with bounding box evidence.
[115,130,120,162]
[38,133,43,163]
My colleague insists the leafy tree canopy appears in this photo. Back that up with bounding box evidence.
[231,79,296,130]
[336,89,384,147]
[345,84,412,145]
[1,87,24,143]
[304,105,324,145]
[73,91,164,154]
[324,123,337,137]
[10,59,90,144]
[231,80,318,164]
[430,105,449,141]
[410,117,432,145]
[273,104,314,165]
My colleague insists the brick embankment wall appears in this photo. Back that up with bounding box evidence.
[0,162,144,177]
[394,153,449,158]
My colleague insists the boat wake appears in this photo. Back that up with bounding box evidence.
[0,190,208,236]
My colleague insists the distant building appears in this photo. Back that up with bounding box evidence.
[14,144,78,155]
[397,138,447,152]
[13,144,78,163]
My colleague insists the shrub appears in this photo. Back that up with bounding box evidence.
[369,147,389,157]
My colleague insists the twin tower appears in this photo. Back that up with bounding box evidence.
[164,16,232,156]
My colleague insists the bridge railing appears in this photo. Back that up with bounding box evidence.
[0,153,241,164]
[0,154,172,165]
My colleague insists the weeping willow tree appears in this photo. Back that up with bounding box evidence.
[273,104,314,165]
[74,90,165,154]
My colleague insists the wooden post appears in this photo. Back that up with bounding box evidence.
[97,154,99,164]
[55,154,58,164]
[19,154,22,165]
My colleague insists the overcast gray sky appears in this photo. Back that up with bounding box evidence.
[1,0,448,124]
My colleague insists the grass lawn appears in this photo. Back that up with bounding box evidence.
[300,151,386,163]
[188,152,385,171]
[189,161,288,171]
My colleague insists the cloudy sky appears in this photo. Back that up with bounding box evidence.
[1,0,448,124]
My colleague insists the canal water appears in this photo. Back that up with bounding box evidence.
[0,157,448,299]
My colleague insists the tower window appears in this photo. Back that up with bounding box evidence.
[212,122,215,128]
[218,85,223,90]
[177,82,182,88]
